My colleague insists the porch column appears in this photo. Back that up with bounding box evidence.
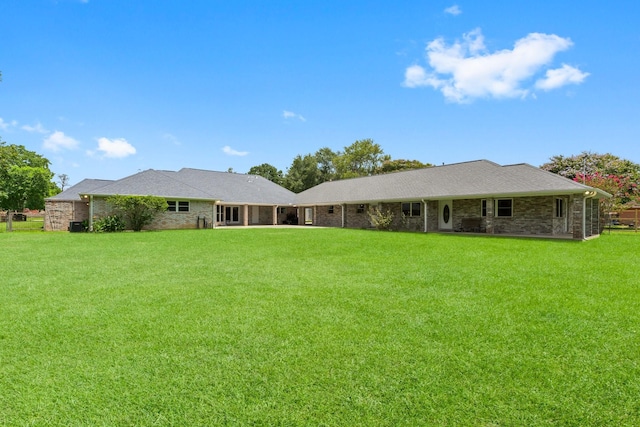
[88,195,94,232]
[243,204,249,226]
[572,195,584,239]
[422,200,428,233]
[485,198,494,234]
[341,204,346,228]
[273,206,278,225]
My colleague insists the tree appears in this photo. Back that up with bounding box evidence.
[380,159,433,173]
[315,147,338,183]
[334,138,390,179]
[0,140,56,230]
[541,152,640,181]
[247,163,284,186]
[574,172,635,216]
[283,154,320,193]
[58,174,70,191]
[105,195,167,231]
[541,152,640,206]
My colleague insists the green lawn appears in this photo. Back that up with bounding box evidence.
[1,229,638,426]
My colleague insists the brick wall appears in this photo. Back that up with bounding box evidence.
[91,198,216,230]
[44,200,91,231]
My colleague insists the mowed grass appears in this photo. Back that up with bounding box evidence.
[1,229,638,426]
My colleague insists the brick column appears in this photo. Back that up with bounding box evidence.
[572,195,584,239]
[485,198,494,234]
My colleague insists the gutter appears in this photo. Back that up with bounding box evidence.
[422,199,428,233]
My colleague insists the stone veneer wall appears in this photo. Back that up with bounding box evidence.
[44,200,90,231]
[91,198,216,230]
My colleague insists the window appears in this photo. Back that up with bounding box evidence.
[356,204,365,214]
[402,202,421,217]
[328,205,334,214]
[555,198,564,217]
[216,205,223,222]
[167,201,190,212]
[481,199,487,217]
[279,207,287,214]
[495,199,512,217]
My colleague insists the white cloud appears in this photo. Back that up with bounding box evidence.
[22,122,49,134]
[43,131,79,152]
[94,137,136,158]
[283,110,306,122]
[535,64,590,90]
[444,5,462,16]
[222,145,249,156]
[0,117,18,130]
[403,28,588,103]
[162,132,181,146]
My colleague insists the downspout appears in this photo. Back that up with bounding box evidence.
[422,199,427,233]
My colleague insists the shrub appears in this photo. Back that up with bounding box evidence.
[368,207,394,230]
[106,195,167,231]
[93,215,125,233]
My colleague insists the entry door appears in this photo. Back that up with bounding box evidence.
[252,206,260,224]
[439,200,453,230]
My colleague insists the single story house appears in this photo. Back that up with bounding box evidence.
[294,160,610,239]
[45,168,297,231]
[45,160,611,239]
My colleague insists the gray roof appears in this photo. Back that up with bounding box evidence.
[294,160,610,205]
[50,160,609,208]
[77,168,296,205]
[46,179,114,201]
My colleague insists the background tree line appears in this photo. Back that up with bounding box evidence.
[2,131,640,222]
[248,138,433,193]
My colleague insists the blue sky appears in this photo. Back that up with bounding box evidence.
[1,1,639,185]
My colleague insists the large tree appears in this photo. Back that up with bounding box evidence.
[0,140,57,212]
[541,151,640,210]
[333,138,390,179]
[315,147,338,183]
[283,154,320,193]
[247,163,284,186]
[380,158,433,173]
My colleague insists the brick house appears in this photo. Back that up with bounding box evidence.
[45,168,297,231]
[45,160,610,239]
[295,160,610,240]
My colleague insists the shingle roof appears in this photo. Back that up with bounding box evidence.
[294,160,609,205]
[170,168,297,205]
[77,168,296,205]
[46,179,114,201]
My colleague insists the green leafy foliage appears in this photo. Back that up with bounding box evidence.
[247,163,284,186]
[333,138,390,179]
[0,140,57,211]
[93,215,125,232]
[368,206,394,230]
[105,195,167,231]
[542,152,640,214]
[283,154,320,193]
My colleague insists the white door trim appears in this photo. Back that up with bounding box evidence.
[439,200,453,230]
